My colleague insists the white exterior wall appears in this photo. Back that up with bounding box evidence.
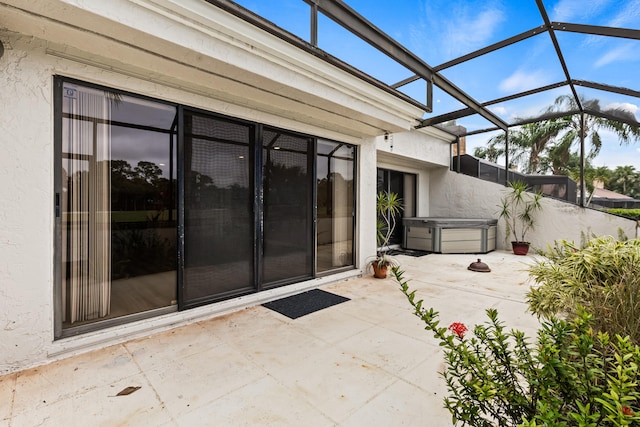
[0,35,55,375]
[428,170,638,250]
[357,139,379,270]
[0,1,453,373]
[376,129,452,217]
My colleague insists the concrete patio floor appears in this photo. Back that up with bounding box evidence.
[1,251,542,426]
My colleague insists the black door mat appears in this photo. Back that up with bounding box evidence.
[262,289,350,319]
[386,248,431,257]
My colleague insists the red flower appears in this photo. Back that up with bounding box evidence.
[448,322,468,339]
[622,406,634,416]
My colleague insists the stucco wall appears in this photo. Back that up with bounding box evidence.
[375,130,452,218]
[0,32,373,374]
[0,35,55,375]
[428,169,638,251]
[376,130,451,170]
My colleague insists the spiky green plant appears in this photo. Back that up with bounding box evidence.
[376,191,403,250]
[369,191,403,272]
[498,180,543,244]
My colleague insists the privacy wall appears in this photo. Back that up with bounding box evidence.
[428,169,637,250]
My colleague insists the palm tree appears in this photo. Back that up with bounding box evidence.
[545,95,640,164]
[609,165,640,198]
[476,95,640,177]
[476,119,566,173]
[566,160,612,206]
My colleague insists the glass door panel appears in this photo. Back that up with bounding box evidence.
[182,111,254,306]
[58,80,177,333]
[262,128,313,285]
[377,168,416,245]
[316,141,355,272]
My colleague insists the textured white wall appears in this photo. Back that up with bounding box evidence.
[358,139,379,270]
[375,130,453,218]
[428,169,637,250]
[0,1,458,374]
[0,35,54,375]
[376,130,451,169]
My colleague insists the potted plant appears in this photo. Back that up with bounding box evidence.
[368,191,403,278]
[498,180,543,255]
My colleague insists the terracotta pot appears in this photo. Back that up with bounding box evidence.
[511,241,530,256]
[372,261,388,279]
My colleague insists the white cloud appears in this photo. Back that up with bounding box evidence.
[591,127,640,169]
[489,105,507,116]
[606,102,639,115]
[595,44,635,67]
[413,1,505,61]
[593,149,640,169]
[551,0,611,21]
[444,8,505,57]
[608,0,640,27]
[498,70,551,93]
[605,102,640,122]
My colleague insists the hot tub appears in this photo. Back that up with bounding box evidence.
[403,217,497,254]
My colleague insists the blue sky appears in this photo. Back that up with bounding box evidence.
[233,0,640,170]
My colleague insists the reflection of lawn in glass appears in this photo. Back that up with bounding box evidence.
[112,209,177,223]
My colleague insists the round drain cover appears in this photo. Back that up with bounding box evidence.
[468,258,491,273]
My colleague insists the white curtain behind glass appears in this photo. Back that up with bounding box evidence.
[63,86,111,323]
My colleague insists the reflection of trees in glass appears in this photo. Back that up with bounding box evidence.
[265,162,308,207]
[110,159,176,280]
[475,96,640,175]
[111,160,172,213]
[112,228,176,279]
[187,170,249,212]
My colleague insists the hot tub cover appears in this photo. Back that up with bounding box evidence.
[402,217,497,229]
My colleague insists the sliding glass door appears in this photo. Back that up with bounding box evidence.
[57,79,177,334]
[316,141,355,272]
[182,110,255,307]
[55,77,356,336]
[262,128,314,285]
[377,168,416,245]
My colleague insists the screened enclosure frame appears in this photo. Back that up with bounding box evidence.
[207,0,640,206]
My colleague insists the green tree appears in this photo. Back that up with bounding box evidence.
[134,161,163,185]
[544,95,640,165]
[562,157,613,205]
[473,144,502,164]
[609,165,640,198]
[475,96,640,176]
[476,120,566,173]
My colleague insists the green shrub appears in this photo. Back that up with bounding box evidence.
[527,237,640,344]
[393,267,640,426]
[605,209,640,220]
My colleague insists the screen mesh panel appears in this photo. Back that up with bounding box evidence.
[262,128,313,284]
[183,112,254,303]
